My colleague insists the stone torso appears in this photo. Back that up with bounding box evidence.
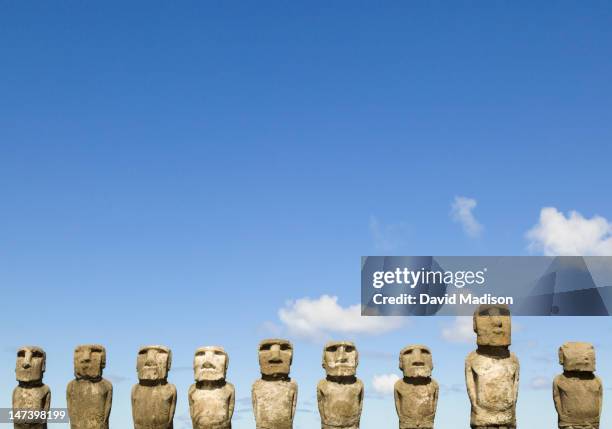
[189,383,234,429]
[394,379,438,428]
[466,351,519,427]
[317,379,363,429]
[131,383,176,429]
[67,379,112,429]
[12,385,51,429]
[252,379,297,429]
[554,374,602,428]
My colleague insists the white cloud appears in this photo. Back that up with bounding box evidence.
[526,207,612,256]
[451,196,483,238]
[372,373,400,396]
[441,317,475,343]
[278,295,405,342]
[529,376,550,390]
[369,216,408,252]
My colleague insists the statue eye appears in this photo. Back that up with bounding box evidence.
[214,350,225,356]
[280,344,291,351]
[138,350,147,355]
[260,344,272,351]
[345,346,354,353]
[421,349,430,355]
[32,351,43,358]
[404,349,413,355]
[17,350,25,357]
[326,346,338,352]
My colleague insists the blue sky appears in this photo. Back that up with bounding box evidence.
[1,2,612,428]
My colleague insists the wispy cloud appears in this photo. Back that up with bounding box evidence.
[105,373,129,384]
[526,207,612,256]
[277,295,405,342]
[450,196,483,238]
[441,317,475,344]
[529,375,551,390]
[369,216,408,252]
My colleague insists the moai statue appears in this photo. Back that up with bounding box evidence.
[394,345,438,429]
[252,339,297,429]
[317,341,364,429]
[13,346,51,429]
[131,345,176,429]
[188,346,235,429]
[553,342,603,429]
[66,344,113,429]
[465,304,519,429]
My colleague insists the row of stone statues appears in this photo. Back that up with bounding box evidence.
[11,305,603,429]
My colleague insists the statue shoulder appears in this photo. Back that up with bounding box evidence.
[101,379,113,392]
[394,378,404,391]
[317,379,328,392]
[430,378,439,390]
[594,375,603,389]
[465,350,479,364]
[355,378,364,391]
[188,383,197,397]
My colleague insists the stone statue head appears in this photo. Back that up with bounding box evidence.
[473,304,511,347]
[194,346,228,382]
[399,344,433,378]
[258,338,293,377]
[15,346,46,383]
[137,345,172,382]
[74,344,106,380]
[559,342,596,372]
[322,341,358,377]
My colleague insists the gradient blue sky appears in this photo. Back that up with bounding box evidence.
[1,2,612,428]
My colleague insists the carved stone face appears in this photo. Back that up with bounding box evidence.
[473,304,511,347]
[399,345,433,378]
[16,346,46,383]
[322,341,358,377]
[194,346,228,381]
[137,345,172,381]
[74,344,106,380]
[258,339,293,376]
[559,342,596,372]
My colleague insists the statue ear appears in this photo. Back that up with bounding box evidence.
[167,350,172,371]
[558,346,564,366]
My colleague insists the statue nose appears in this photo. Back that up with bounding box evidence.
[145,350,157,365]
[22,351,32,368]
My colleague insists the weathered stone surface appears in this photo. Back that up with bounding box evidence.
[465,305,519,429]
[553,342,602,429]
[189,346,235,429]
[131,345,176,429]
[13,346,51,429]
[66,344,112,429]
[252,339,297,429]
[317,341,363,429]
[394,345,438,429]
